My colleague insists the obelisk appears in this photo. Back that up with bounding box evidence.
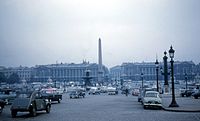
[98,38,103,85]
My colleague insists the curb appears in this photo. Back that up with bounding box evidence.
[162,107,200,112]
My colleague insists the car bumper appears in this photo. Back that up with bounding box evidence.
[143,103,162,107]
[11,107,29,112]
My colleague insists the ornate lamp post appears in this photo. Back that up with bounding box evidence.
[169,46,179,107]
[163,51,170,93]
[141,73,144,90]
[155,59,159,92]
[185,73,188,90]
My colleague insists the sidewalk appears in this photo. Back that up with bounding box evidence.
[161,94,200,112]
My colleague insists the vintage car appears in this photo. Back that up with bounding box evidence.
[138,88,156,102]
[180,89,194,97]
[192,89,200,99]
[88,87,100,95]
[0,88,17,104]
[142,91,162,109]
[40,88,62,103]
[107,87,118,95]
[132,88,140,96]
[0,99,6,113]
[69,91,85,99]
[10,91,51,118]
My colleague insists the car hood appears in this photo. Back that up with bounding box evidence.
[12,98,30,107]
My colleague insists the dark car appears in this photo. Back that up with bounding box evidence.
[192,90,200,99]
[0,99,6,113]
[10,91,51,118]
[0,88,17,105]
[69,91,85,99]
[180,89,194,97]
[40,88,62,103]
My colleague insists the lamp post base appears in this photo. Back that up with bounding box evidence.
[169,101,179,107]
[164,85,169,94]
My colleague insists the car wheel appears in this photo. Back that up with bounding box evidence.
[58,99,61,103]
[181,94,184,97]
[143,105,147,109]
[0,106,3,113]
[46,105,50,113]
[194,96,198,99]
[30,106,36,117]
[11,110,17,118]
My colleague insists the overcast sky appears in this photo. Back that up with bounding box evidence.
[0,0,200,68]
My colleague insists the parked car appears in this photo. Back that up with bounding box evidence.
[0,88,17,104]
[180,89,194,97]
[88,87,100,95]
[132,88,140,96]
[41,88,62,103]
[69,91,85,99]
[192,90,200,99]
[107,87,118,95]
[10,91,51,118]
[138,88,156,102]
[0,99,6,113]
[142,91,162,109]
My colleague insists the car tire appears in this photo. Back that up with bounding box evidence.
[30,106,36,117]
[143,105,147,109]
[194,96,198,99]
[58,99,61,103]
[11,110,17,118]
[46,105,50,113]
[0,106,3,113]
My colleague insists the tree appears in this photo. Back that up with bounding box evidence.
[0,72,7,83]
[7,73,20,84]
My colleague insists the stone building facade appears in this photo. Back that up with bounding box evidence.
[110,61,196,82]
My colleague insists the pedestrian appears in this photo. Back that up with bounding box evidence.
[125,89,128,96]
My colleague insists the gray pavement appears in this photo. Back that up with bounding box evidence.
[161,93,200,112]
[1,93,200,121]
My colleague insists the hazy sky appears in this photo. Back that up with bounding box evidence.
[0,0,200,68]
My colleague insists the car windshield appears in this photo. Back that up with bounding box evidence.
[145,93,158,97]
[18,93,32,98]
[71,91,78,94]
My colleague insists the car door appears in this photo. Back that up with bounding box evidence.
[35,92,45,110]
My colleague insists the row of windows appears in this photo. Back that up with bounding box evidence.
[35,69,100,78]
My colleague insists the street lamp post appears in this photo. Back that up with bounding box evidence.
[155,59,159,92]
[141,73,144,90]
[163,51,170,93]
[64,79,66,92]
[185,73,188,90]
[169,46,179,107]
[54,79,56,88]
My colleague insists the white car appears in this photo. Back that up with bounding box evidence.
[142,91,162,109]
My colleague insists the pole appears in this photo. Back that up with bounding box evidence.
[163,51,169,93]
[156,67,159,92]
[185,73,188,90]
[169,59,179,107]
[141,73,144,90]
